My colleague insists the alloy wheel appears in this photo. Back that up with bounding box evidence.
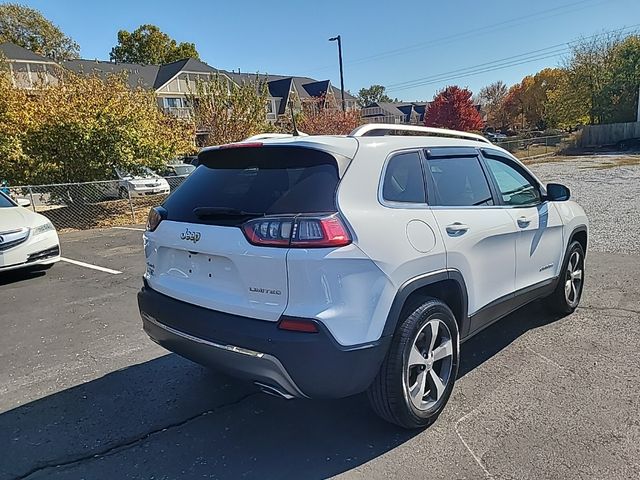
[564,250,583,308]
[405,318,454,411]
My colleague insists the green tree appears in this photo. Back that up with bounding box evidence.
[356,84,393,107]
[189,73,273,146]
[545,73,589,129]
[0,69,195,185]
[563,32,621,125]
[608,35,640,123]
[0,3,79,59]
[110,24,200,64]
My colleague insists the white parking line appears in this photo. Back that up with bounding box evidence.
[113,227,145,232]
[60,257,122,275]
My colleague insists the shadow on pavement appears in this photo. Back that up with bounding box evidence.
[0,268,47,286]
[0,300,561,480]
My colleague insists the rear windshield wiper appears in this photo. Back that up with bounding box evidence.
[193,207,265,219]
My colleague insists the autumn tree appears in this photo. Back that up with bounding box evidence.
[110,24,200,64]
[476,80,508,128]
[0,3,79,59]
[298,98,362,134]
[356,84,393,107]
[500,82,527,130]
[189,73,274,146]
[424,86,483,131]
[0,70,194,185]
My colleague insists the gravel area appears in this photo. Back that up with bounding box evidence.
[529,154,640,255]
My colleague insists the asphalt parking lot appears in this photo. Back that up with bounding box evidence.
[1,157,639,480]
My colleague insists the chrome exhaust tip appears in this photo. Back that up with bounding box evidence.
[254,381,295,400]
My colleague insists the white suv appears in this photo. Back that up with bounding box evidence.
[138,125,588,429]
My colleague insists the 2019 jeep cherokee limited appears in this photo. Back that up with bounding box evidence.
[138,124,588,429]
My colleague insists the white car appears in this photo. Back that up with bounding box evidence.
[137,124,588,428]
[0,192,60,273]
[113,167,170,198]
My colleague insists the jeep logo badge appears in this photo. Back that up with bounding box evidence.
[180,228,201,243]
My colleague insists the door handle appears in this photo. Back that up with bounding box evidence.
[517,216,531,228]
[446,222,470,236]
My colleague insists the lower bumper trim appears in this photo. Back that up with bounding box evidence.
[142,312,307,399]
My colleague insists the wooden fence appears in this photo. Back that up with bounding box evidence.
[579,121,640,147]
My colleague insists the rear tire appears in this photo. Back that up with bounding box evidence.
[367,298,460,429]
[546,241,585,315]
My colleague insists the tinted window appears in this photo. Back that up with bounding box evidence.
[485,158,541,206]
[0,192,15,208]
[427,157,494,206]
[382,152,426,203]
[164,146,340,224]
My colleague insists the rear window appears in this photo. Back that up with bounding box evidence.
[163,146,341,224]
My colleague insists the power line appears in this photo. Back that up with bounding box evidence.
[387,51,571,93]
[303,0,606,75]
[385,45,570,89]
[346,0,603,68]
[385,23,640,94]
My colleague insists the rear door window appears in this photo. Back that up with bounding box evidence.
[426,156,494,207]
[163,146,341,224]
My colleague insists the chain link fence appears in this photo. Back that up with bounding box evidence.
[3,135,573,232]
[7,176,188,231]
[494,134,570,159]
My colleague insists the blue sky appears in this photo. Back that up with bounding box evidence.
[16,0,640,101]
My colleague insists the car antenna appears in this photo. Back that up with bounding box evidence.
[289,102,300,137]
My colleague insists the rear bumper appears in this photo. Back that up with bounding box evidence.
[137,284,390,399]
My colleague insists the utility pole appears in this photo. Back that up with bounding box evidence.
[329,35,346,112]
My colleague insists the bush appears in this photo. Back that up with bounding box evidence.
[0,69,195,185]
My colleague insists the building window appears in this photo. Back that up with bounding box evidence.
[163,97,185,109]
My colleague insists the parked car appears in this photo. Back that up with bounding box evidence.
[156,163,196,191]
[158,164,196,178]
[107,168,170,199]
[137,124,588,429]
[0,191,60,273]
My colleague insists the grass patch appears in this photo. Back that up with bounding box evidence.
[581,156,640,169]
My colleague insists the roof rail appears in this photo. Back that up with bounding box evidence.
[349,124,491,144]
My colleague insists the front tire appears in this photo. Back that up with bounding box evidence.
[368,298,460,429]
[547,241,585,315]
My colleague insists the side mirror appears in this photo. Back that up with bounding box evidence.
[17,197,31,208]
[546,183,570,202]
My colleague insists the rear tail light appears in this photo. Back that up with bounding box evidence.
[241,214,351,248]
[146,206,167,232]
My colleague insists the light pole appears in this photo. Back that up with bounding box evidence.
[329,35,346,112]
